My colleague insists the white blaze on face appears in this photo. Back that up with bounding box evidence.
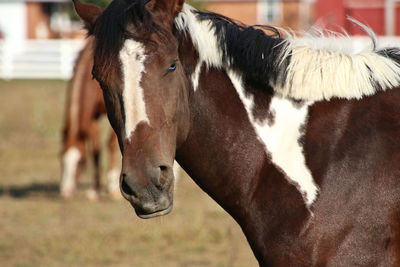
[61,147,81,196]
[119,39,149,140]
[227,70,318,207]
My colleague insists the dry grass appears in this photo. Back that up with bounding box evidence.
[0,80,257,266]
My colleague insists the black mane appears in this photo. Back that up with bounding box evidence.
[92,0,160,83]
[195,11,290,88]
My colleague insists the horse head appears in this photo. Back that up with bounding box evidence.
[73,0,190,218]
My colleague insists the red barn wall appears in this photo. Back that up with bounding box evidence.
[316,0,399,35]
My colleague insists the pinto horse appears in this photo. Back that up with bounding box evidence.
[73,0,400,265]
[61,37,120,200]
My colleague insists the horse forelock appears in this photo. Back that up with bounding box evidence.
[91,0,165,84]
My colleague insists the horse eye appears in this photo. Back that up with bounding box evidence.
[168,63,177,72]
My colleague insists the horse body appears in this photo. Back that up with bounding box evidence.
[61,37,120,199]
[175,8,400,264]
[177,63,400,264]
[302,94,400,265]
[73,0,400,265]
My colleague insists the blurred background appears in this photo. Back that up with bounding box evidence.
[0,0,399,79]
[0,0,399,266]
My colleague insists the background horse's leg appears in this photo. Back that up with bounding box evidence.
[86,120,101,201]
[60,139,86,199]
[107,132,121,199]
[173,161,184,193]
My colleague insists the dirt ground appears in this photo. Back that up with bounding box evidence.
[0,80,257,266]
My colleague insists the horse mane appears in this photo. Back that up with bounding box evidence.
[176,4,400,100]
[175,7,289,90]
[278,30,400,100]
[92,0,162,84]
[197,11,292,90]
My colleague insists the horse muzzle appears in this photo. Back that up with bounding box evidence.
[119,165,174,219]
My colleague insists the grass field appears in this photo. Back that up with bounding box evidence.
[0,80,257,266]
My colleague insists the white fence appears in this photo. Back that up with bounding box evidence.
[0,39,85,80]
[0,37,399,80]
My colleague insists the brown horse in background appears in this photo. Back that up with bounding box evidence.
[60,37,120,200]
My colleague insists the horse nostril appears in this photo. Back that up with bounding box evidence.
[156,165,171,191]
[121,175,137,198]
[159,165,168,171]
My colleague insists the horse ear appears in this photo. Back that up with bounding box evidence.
[72,0,103,32]
[148,0,185,18]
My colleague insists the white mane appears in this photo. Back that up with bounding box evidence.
[276,24,400,100]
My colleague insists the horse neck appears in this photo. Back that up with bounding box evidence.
[176,34,311,264]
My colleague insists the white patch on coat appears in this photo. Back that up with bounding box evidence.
[175,4,224,68]
[119,39,149,139]
[60,147,81,196]
[191,61,204,91]
[259,97,318,206]
[227,70,318,206]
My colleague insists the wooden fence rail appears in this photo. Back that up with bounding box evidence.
[0,39,85,80]
[0,37,399,80]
